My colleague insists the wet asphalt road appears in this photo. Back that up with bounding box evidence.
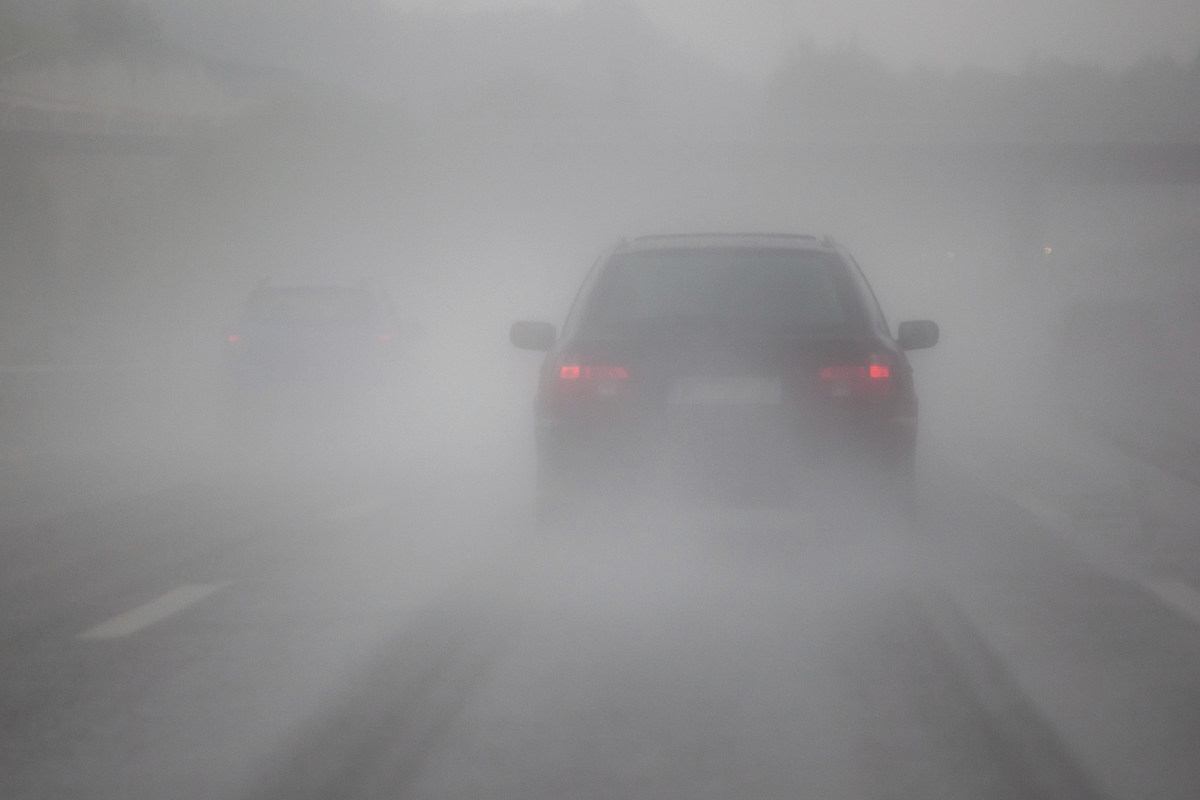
[1,435,1199,800]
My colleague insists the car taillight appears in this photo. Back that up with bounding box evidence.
[555,361,630,397]
[818,354,893,398]
[224,332,246,360]
[560,365,629,380]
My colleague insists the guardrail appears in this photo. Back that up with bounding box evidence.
[0,87,220,137]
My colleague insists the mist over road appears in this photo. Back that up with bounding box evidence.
[2,360,1200,799]
[3,3,1200,796]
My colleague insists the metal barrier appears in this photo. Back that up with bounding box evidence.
[0,87,219,137]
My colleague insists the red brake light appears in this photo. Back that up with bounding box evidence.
[226,333,242,344]
[819,355,892,398]
[560,365,628,380]
[555,360,630,398]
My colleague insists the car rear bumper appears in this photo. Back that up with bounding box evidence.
[535,404,916,507]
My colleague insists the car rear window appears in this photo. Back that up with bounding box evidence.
[586,248,849,333]
[244,288,376,324]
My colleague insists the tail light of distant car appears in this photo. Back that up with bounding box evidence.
[818,353,894,399]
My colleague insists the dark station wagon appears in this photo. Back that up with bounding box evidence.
[511,234,939,524]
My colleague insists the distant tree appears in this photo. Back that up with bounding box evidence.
[766,39,1200,142]
[452,70,581,121]
[769,42,900,118]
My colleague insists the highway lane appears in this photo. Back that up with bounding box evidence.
[250,466,1185,800]
[1,438,1199,799]
[0,441,525,800]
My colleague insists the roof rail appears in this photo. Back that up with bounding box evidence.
[630,232,820,242]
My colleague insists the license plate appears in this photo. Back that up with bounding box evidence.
[669,375,783,405]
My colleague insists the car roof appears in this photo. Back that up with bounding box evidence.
[251,283,371,293]
[617,233,837,254]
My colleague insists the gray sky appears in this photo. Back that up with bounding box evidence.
[390,0,1200,76]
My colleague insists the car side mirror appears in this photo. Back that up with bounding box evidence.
[897,320,939,351]
[510,320,557,352]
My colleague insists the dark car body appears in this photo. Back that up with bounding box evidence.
[511,234,938,518]
[223,284,401,415]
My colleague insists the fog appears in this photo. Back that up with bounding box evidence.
[2,1,1200,798]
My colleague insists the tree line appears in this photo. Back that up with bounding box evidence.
[765,43,1200,142]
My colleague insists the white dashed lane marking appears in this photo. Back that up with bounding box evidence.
[79,583,229,640]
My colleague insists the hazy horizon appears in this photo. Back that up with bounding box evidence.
[3,0,1199,82]
[382,0,1200,77]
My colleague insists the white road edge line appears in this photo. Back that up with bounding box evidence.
[1140,579,1200,628]
[79,583,229,640]
[946,456,1069,532]
[956,457,1200,629]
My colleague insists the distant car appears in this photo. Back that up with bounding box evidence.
[510,233,939,522]
[223,283,401,417]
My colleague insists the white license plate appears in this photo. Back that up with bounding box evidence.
[669,375,783,405]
